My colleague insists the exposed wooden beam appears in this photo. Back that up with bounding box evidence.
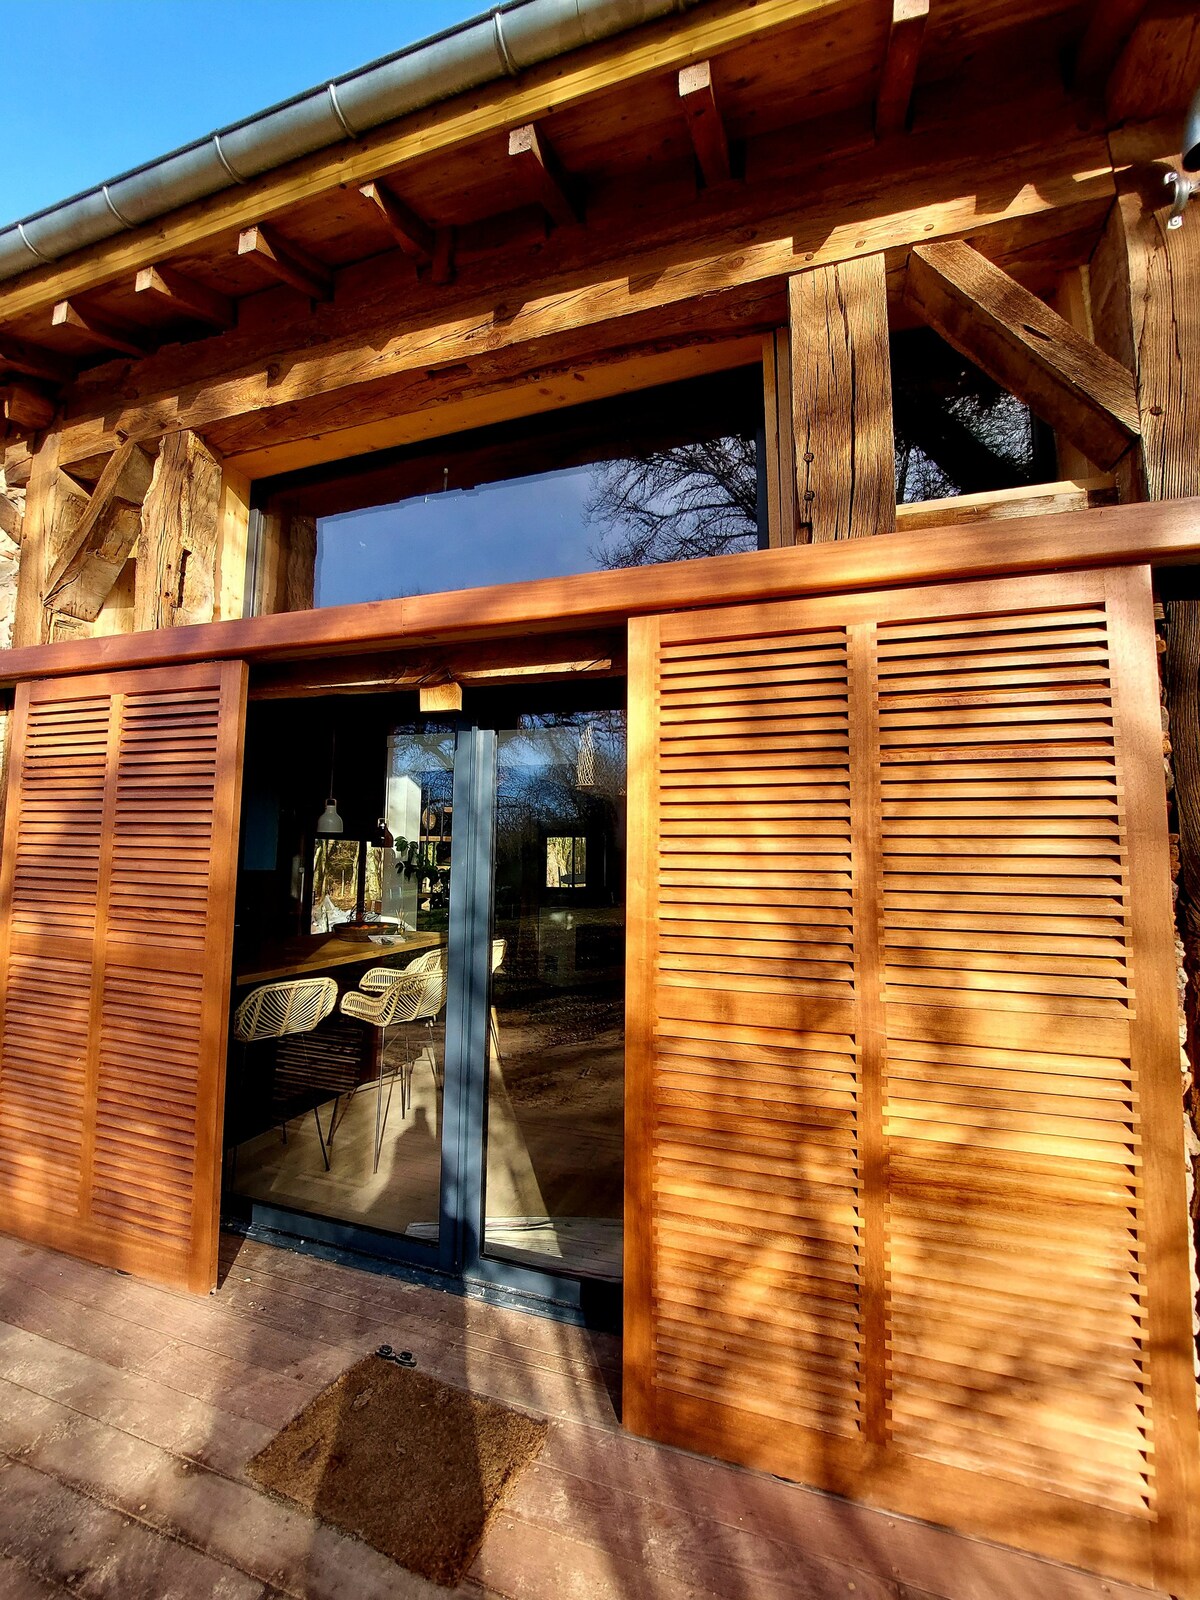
[134,430,223,629]
[237,224,333,300]
[358,181,435,263]
[431,227,457,286]
[0,493,22,542]
[508,123,582,228]
[419,678,464,714]
[1,383,55,432]
[43,439,155,621]
[875,0,929,139]
[1106,0,1200,121]
[895,476,1117,532]
[678,60,731,187]
[1074,0,1150,87]
[2,497,1200,686]
[0,0,826,331]
[906,239,1140,473]
[789,254,896,542]
[134,264,235,330]
[0,333,74,385]
[51,300,150,358]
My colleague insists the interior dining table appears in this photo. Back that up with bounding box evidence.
[234,929,442,987]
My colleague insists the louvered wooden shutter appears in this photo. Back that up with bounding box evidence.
[0,660,247,1292]
[625,566,1200,1596]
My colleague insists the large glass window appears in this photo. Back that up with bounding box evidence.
[291,368,766,606]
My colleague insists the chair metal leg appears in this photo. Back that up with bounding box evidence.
[373,1024,398,1175]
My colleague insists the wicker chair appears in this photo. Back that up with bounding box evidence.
[341,965,447,1173]
[231,976,339,1168]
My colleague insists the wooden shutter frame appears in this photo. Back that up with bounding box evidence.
[624,563,1200,1596]
[0,658,248,1293]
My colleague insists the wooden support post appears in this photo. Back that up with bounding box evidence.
[1093,121,1200,1408]
[11,433,86,647]
[508,123,582,227]
[357,181,435,264]
[50,300,150,357]
[678,60,732,187]
[135,264,235,330]
[216,466,252,622]
[1,383,55,432]
[788,254,895,542]
[134,429,223,629]
[237,225,333,300]
[907,239,1140,473]
[431,227,457,286]
[43,440,155,621]
[0,334,73,384]
[762,328,796,545]
[875,0,929,139]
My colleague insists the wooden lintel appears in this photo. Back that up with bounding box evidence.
[2,382,55,432]
[875,0,930,139]
[358,181,435,262]
[51,300,149,358]
[43,439,156,619]
[507,123,582,228]
[906,240,1141,473]
[0,333,74,384]
[237,224,333,300]
[135,264,235,329]
[678,60,732,188]
[3,497,1200,686]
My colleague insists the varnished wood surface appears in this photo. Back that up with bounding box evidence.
[235,930,440,986]
[3,497,1200,688]
[0,1230,1169,1600]
[623,565,1200,1597]
[0,659,248,1296]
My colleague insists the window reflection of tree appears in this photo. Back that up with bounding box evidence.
[583,330,1056,568]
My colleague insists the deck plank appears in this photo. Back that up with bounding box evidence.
[0,1232,1169,1600]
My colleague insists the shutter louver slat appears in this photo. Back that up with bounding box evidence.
[0,661,246,1292]
[626,569,1200,1594]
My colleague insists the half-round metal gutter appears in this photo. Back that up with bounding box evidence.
[0,0,697,283]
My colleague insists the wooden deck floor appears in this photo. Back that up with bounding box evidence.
[0,1230,1165,1600]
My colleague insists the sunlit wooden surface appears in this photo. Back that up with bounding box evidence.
[0,1231,1165,1600]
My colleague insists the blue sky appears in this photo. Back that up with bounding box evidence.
[2,0,480,224]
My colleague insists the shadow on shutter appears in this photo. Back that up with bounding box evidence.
[0,660,247,1292]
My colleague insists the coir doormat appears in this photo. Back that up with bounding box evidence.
[246,1351,547,1586]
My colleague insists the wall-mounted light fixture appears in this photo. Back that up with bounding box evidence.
[1165,85,1200,229]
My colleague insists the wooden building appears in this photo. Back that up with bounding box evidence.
[1,0,1199,1593]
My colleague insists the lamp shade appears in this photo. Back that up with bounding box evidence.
[316,797,343,836]
[1184,83,1200,173]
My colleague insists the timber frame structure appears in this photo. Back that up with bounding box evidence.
[2,2,1200,1596]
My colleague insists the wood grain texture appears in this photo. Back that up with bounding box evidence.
[2,497,1200,687]
[875,0,929,139]
[134,431,223,631]
[907,239,1140,472]
[0,660,248,1293]
[623,566,1200,1597]
[42,441,154,623]
[788,254,896,542]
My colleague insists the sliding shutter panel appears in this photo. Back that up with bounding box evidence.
[626,567,1200,1596]
[0,660,247,1291]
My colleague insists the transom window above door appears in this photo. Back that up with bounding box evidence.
[253,367,768,610]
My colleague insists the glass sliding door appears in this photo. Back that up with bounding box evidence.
[482,710,627,1282]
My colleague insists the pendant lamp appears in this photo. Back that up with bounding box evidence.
[316,731,343,836]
